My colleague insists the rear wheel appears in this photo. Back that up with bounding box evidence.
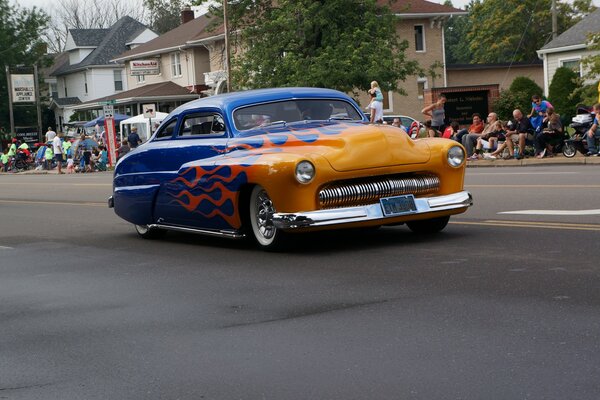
[563,142,577,158]
[249,185,288,251]
[406,216,450,234]
[134,224,166,239]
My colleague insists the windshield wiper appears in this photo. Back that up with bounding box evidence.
[260,120,287,127]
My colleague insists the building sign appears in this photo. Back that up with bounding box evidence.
[11,74,36,103]
[130,60,160,76]
[444,91,489,126]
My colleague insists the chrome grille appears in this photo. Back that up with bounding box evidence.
[319,174,440,208]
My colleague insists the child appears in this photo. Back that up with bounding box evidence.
[44,145,54,170]
[0,148,9,172]
[66,154,75,173]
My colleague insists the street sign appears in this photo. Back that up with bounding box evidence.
[98,100,117,105]
[143,104,156,119]
[103,105,114,119]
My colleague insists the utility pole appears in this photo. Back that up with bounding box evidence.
[223,0,232,92]
[5,65,15,135]
[552,0,557,40]
[34,64,43,142]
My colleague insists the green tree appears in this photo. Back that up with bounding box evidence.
[548,66,582,120]
[443,1,473,65]
[455,0,594,64]
[143,0,186,34]
[210,0,420,94]
[0,0,49,131]
[582,32,600,80]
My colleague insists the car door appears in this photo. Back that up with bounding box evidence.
[153,109,231,229]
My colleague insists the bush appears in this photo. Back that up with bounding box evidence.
[493,90,524,121]
[548,67,582,121]
[492,76,545,120]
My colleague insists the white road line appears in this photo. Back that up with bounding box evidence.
[499,209,600,216]
[0,246,15,250]
[467,172,579,175]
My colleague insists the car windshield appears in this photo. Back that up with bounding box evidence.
[233,99,363,131]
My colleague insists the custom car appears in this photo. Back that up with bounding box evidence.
[108,87,472,250]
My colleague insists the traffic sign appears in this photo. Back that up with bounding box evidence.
[143,103,156,119]
[98,100,117,105]
[103,105,114,119]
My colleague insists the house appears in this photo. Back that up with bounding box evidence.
[347,0,466,119]
[48,16,158,131]
[537,7,600,97]
[111,8,226,103]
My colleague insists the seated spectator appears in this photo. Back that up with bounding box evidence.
[483,121,510,159]
[442,121,460,139]
[535,108,562,158]
[586,103,600,156]
[465,113,500,158]
[455,113,484,145]
[424,120,438,138]
[117,140,131,160]
[506,109,533,159]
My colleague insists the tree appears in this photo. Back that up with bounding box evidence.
[443,2,473,65]
[210,0,421,94]
[143,0,186,34]
[0,0,49,131]
[548,66,581,120]
[448,0,594,64]
[582,31,600,81]
[44,0,147,53]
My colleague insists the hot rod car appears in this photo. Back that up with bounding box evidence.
[109,87,472,250]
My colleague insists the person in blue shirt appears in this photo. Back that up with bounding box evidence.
[586,103,600,156]
[528,95,553,131]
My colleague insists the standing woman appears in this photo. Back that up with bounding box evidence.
[421,94,447,132]
[368,81,384,123]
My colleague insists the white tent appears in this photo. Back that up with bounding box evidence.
[119,112,169,143]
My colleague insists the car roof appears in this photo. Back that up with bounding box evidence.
[170,87,356,117]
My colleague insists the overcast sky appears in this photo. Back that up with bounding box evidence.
[12,0,600,17]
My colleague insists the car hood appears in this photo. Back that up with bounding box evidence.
[316,124,430,171]
[232,122,431,172]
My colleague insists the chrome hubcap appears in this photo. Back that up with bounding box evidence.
[256,190,276,240]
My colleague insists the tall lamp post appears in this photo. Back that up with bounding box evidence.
[223,0,232,92]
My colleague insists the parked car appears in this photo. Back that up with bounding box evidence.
[109,87,472,250]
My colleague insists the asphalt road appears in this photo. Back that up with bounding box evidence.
[1,166,599,400]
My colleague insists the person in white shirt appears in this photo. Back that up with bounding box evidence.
[52,133,64,174]
[46,127,57,143]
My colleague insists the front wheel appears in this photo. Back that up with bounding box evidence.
[563,142,577,158]
[406,216,450,234]
[248,185,288,251]
[134,224,166,239]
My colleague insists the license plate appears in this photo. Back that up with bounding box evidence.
[380,194,417,216]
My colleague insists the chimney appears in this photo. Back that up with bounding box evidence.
[181,6,194,25]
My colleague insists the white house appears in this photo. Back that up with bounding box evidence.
[48,16,158,131]
[537,8,600,97]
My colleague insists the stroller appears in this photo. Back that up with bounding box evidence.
[563,105,595,158]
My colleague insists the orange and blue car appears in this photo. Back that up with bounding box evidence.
[108,87,472,250]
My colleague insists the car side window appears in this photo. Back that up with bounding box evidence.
[179,113,226,137]
[154,119,177,140]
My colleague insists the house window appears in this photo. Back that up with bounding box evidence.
[50,82,57,99]
[171,52,182,77]
[114,70,123,91]
[136,74,145,84]
[414,25,425,52]
[83,72,88,94]
[561,59,582,77]
[417,78,428,99]
[63,77,68,97]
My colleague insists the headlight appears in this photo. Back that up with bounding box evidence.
[295,160,315,183]
[447,145,465,167]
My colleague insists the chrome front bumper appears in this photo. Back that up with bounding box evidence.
[272,191,472,229]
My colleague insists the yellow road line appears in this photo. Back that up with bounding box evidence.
[0,199,105,207]
[451,220,600,231]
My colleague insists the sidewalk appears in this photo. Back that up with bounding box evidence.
[465,153,600,167]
